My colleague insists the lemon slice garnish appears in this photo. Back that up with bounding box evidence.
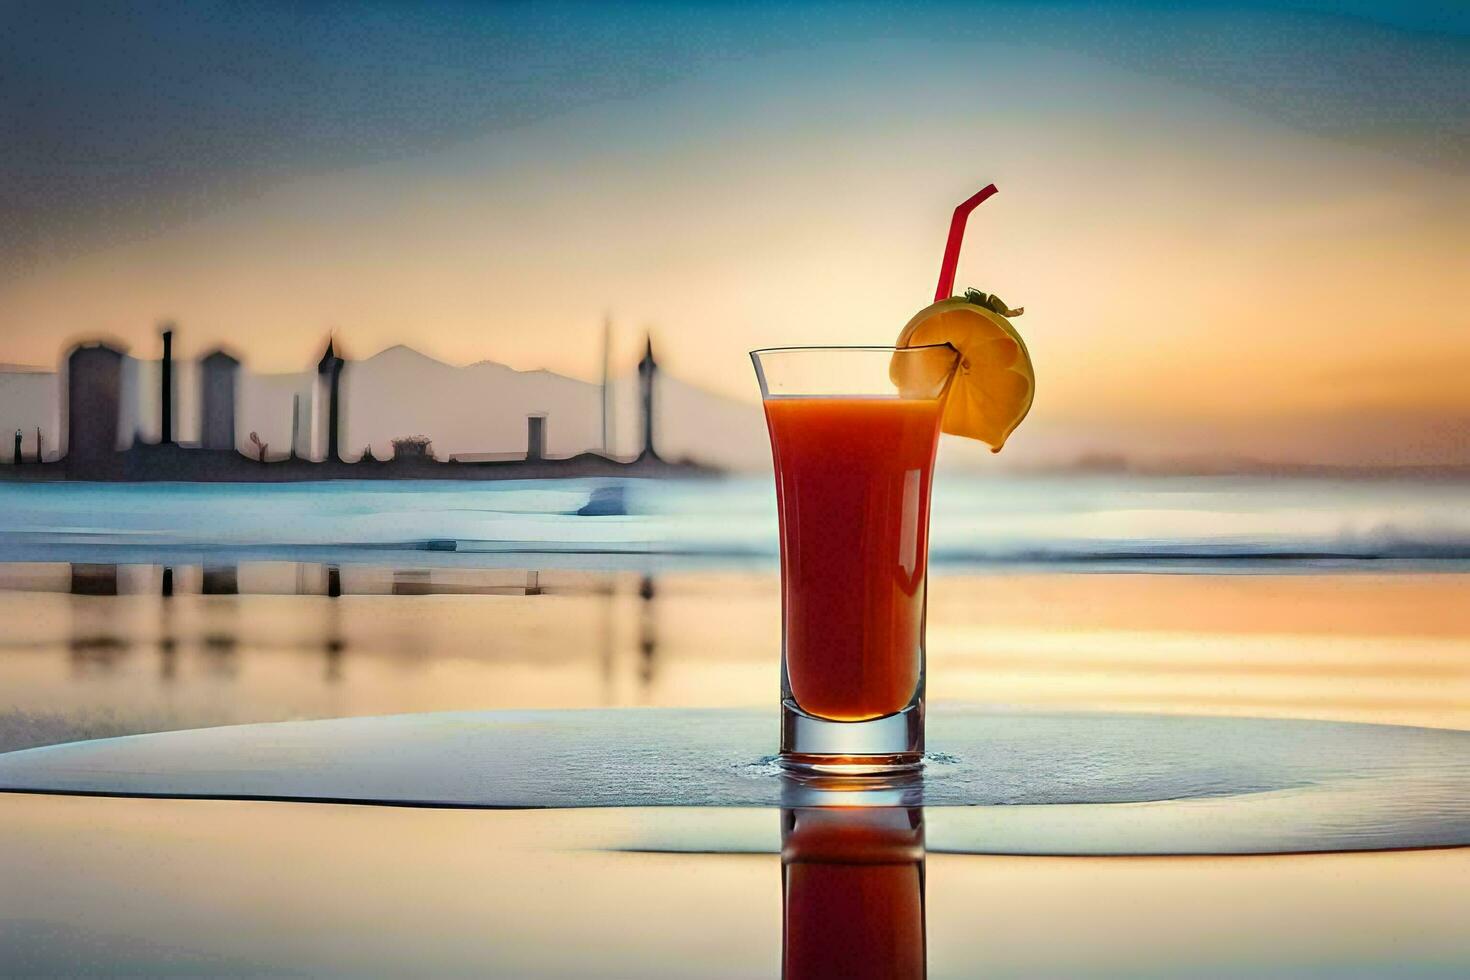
[896,296,1034,452]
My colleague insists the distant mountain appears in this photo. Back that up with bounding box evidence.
[1,343,772,469]
[339,345,604,461]
[272,344,772,470]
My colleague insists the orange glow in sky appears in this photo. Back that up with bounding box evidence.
[2,41,1465,467]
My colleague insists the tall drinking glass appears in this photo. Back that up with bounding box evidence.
[751,345,960,773]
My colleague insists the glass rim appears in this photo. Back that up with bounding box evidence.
[749,343,957,356]
[750,342,960,400]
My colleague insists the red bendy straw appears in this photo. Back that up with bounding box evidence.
[934,183,998,302]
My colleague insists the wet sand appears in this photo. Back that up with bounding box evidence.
[1,570,1467,975]
[1,570,1466,749]
[1,794,1467,977]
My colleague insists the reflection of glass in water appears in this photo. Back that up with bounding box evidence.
[781,807,926,980]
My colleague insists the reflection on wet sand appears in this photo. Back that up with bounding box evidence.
[50,560,635,615]
[2,563,1468,976]
[389,567,545,596]
[68,562,116,596]
[2,567,1467,756]
[599,578,615,702]
[1,794,1466,978]
[323,595,344,683]
[0,563,692,751]
[638,573,659,689]
[158,590,177,682]
[67,634,127,676]
[200,595,240,677]
[783,806,925,980]
[391,568,433,595]
[201,564,238,595]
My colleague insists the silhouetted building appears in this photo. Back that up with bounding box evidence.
[159,325,175,444]
[526,414,546,461]
[317,338,345,462]
[11,430,19,465]
[600,315,613,453]
[66,343,124,478]
[638,336,658,460]
[290,393,303,458]
[9,327,716,484]
[199,349,240,452]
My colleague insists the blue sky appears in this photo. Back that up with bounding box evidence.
[3,0,1464,276]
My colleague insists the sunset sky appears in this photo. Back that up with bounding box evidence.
[2,1,1466,467]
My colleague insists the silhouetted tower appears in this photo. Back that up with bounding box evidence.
[600,315,613,453]
[290,393,302,458]
[637,335,658,461]
[317,337,345,463]
[527,414,546,461]
[199,349,240,451]
[65,343,124,478]
[159,325,175,444]
[12,430,20,465]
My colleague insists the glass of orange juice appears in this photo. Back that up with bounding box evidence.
[751,345,960,773]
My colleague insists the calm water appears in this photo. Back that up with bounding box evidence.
[2,474,1469,568]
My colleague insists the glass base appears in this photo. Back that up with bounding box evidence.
[779,698,923,775]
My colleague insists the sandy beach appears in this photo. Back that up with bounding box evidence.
[2,568,1466,975]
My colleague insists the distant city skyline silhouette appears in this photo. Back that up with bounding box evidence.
[4,324,1469,478]
[1,323,772,479]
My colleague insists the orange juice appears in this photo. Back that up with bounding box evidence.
[763,396,943,721]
